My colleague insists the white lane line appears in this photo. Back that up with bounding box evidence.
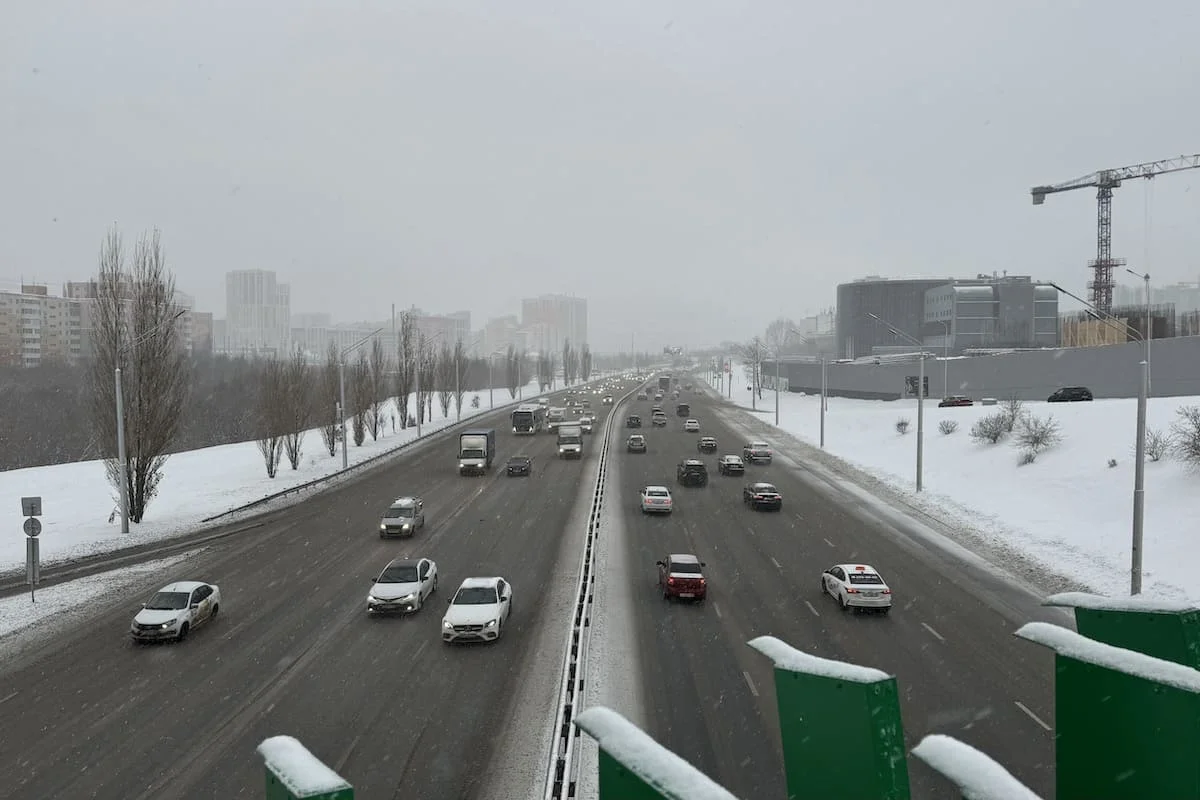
[920,622,946,642]
[1014,700,1053,731]
[804,600,820,617]
[0,691,17,705]
[712,602,723,618]
[823,537,835,548]
[770,556,783,570]
[742,670,760,697]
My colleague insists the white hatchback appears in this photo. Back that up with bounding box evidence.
[683,419,700,432]
[640,486,673,514]
[821,564,892,613]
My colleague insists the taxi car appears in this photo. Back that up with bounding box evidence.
[131,581,220,643]
[821,564,892,613]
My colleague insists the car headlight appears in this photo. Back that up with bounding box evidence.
[161,621,175,629]
[399,593,416,602]
[484,619,497,628]
[402,523,411,530]
[379,524,386,531]
[443,620,454,630]
[368,595,382,603]
[459,462,466,468]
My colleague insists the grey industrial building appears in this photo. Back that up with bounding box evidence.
[836,277,952,359]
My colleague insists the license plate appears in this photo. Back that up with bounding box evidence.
[864,591,880,597]
[679,592,694,598]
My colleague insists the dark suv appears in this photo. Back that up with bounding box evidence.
[676,459,709,487]
[1048,386,1094,403]
[626,414,642,428]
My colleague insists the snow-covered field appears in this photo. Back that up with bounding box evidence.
[712,368,1200,602]
[0,383,543,577]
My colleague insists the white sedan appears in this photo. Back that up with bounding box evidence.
[640,486,673,514]
[131,581,221,642]
[683,419,700,432]
[821,564,892,613]
[442,577,512,643]
[368,557,438,614]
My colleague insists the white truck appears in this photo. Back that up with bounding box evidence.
[556,424,584,459]
[547,407,567,431]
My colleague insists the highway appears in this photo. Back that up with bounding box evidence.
[606,378,1062,798]
[0,383,633,800]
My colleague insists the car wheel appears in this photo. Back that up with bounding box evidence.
[176,622,189,642]
[210,604,219,620]
[433,575,439,593]
[840,594,849,611]
[414,592,423,611]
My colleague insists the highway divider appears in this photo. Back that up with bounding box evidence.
[543,382,642,800]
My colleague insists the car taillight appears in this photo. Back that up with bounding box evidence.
[698,578,706,584]
[846,587,859,594]
[882,588,891,594]
[667,577,675,585]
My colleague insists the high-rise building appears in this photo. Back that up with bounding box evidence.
[520,294,587,355]
[224,270,290,356]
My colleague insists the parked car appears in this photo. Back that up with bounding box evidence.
[697,436,718,453]
[1048,386,1094,403]
[717,455,745,475]
[938,396,974,408]
[131,581,220,643]
[656,554,707,602]
[743,482,783,511]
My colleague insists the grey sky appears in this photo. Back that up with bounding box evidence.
[3,0,1198,351]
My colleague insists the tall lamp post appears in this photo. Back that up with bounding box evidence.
[1051,282,1148,594]
[1125,268,1152,396]
[936,320,951,396]
[867,313,927,492]
[339,328,384,469]
[788,329,828,449]
[114,309,187,533]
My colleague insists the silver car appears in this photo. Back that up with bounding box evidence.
[379,496,426,538]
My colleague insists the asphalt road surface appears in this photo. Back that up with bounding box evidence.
[0,384,632,800]
[609,380,1061,798]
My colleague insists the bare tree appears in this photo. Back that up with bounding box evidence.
[367,337,387,440]
[415,335,436,424]
[505,344,520,398]
[435,341,454,416]
[452,339,467,417]
[395,312,416,428]
[350,350,370,446]
[282,348,312,469]
[764,317,798,353]
[318,340,340,456]
[255,356,287,477]
[1171,406,1200,466]
[562,339,573,385]
[580,344,593,382]
[86,227,192,524]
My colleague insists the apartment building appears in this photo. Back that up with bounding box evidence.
[521,294,587,355]
[0,285,84,367]
[224,269,291,356]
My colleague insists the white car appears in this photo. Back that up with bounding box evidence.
[368,557,438,614]
[442,577,512,643]
[822,564,892,613]
[640,485,673,514]
[683,419,700,432]
[131,581,221,642]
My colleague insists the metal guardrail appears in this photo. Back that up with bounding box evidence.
[543,383,639,800]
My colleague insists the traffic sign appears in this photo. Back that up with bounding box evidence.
[23,518,42,537]
[21,496,42,517]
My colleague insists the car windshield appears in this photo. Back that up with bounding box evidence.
[848,573,884,585]
[384,507,414,518]
[647,489,669,497]
[670,562,702,574]
[145,591,190,611]
[380,564,419,583]
[751,443,769,449]
[453,586,499,605]
[755,485,778,493]
[509,457,529,464]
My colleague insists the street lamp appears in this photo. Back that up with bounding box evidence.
[935,320,951,396]
[1050,282,1148,595]
[339,328,384,469]
[788,329,829,449]
[867,313,926,492]
[114,308,187,533]
[1125,268,1152,396]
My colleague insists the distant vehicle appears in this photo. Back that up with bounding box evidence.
[717,455,745,475]
[1048,386,1094,403]
[458,429,496,475]
[131,581,220,643]
[676,459,709,487]
[651,405,664,415]
[743,482,783,511]
[743,441,773,464]
[506,455,533,476]
[536,397,550,407]
[656,554,706,602]
[557,423,584,459]
[379,496,426,537]
[368,557,438,614]
[639,485,673,514]
[511,404,546,434]
[651,414,668,427]
[626,434,647,453]
[659,375,671,392]
[938,396,974,408]
[822,564,892,613]
[697,436,718,453]
[603,395,614,405]
[636,392,648,401]
[442,577,512,643]
[683,419,700,433]
[626,414,642,428]
[676,402,691,417]
[547,407,567,430]
[654,393,664,402]
[684,383,693,391]
[579,415,594,434]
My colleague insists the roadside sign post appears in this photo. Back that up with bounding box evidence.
[21,496,42,603]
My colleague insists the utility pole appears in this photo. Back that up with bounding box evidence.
[867,313,925,492]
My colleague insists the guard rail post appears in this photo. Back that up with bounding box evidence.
[258,736,354,800]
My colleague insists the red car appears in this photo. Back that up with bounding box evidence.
[657,553,707,602]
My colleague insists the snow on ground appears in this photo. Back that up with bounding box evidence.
[710,368,1200,602]
[0,383,543,576]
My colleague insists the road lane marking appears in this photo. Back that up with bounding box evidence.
[712,602,723,618]
[920,622,945,642]
[742,670,759,697]
[804,600,820,617]
[1014,700,1053,731]
[770,556,783,570]
[0,691,17,705]
[823,538,835,548]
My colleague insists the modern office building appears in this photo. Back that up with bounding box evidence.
[923,275,1059,353]
[836,277,951,359]
[521,294,587,354]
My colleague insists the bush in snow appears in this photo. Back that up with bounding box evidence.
[938,419,959,435]
[895,417,911,434]
[1143,428,1173,463]
[471,395,481,409]
[1108,458,1118,468]
[1014,413,1061,454]
[970,412,1007,444]
[1017,449,1038,466]
[1171,405,1200,466]
[999,395,1024,432]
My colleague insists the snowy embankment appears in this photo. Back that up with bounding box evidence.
[0,383,542,576]
[710,366,1200,603]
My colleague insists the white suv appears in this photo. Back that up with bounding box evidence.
[442,577,512,643]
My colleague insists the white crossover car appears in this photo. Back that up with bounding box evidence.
[683,419,700,432]
[442,577,512,643]
[131,581,221,642]
[640,486,673,514]
[368,557,438,614]
[822,564,892,613]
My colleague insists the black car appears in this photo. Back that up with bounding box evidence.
[506,455,533,476]
[743,482,782,510]
[677,459,709,487]
[1048,386,1094,403]
[626,415,642,428]
[676,403,691,417]
[697,436,718,453]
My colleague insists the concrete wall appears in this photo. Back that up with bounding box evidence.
[765,335,1200,401]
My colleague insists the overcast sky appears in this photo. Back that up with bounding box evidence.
[3,0,1198,351]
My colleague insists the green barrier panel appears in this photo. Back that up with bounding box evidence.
[748,636,910,800]
[1016,622,1200,799]
[257,736,355,800]
[910,734,1043,800]
[1044,591,1200,669]
[573,706,740,800]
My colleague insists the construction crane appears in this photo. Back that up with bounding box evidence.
[1031,153,1200,314]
